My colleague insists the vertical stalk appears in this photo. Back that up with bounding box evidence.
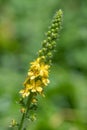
[18,93,33,130]
[18,113,25,130]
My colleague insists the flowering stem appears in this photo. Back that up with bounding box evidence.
[18,93,33,130]
[17,9,63,130]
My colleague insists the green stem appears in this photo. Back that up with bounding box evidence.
[26,93,33,115]
[18,93,33,130]
[18,113,25,130]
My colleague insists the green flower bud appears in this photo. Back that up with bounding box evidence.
[47,37,52,41]
[47,44,53,50]
[42,40,47,46]
[42,48,47,53]
[52,23,55,28]
[55,23,58,27]
[47,52,53,59]
[51,33,57,39]
[38,50,43,56]
[55,27,59,32]
[51,29,55,33]
[38,9,63,63]
[51,41,56,46]
[46,31,51,36]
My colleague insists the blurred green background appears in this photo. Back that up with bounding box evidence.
[0,0,87,130]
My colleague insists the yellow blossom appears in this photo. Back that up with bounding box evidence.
[19,87,30,98]
[30,80,43,93]
[42,78,50,86]
[20,57,50,98]
[39,63,49,77]
[28,58,50,79]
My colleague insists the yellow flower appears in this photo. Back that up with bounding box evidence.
[39,63,49,77]
[30,58,40,67]
[20,57,50,98]
[28,57,50,79]
[42,78,50,86]
[19,87,30,98]
[30,80,43,93]
[28,58,40,79]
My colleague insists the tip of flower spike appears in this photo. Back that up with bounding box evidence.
[57,9,63,16]
[59,9,63,14]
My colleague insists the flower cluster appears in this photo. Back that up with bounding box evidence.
[20,57,50,98]
[19,9,63,98]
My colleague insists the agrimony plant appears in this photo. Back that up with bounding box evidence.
[10,9,63,130]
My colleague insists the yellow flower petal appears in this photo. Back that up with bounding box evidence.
[21,57,50,97]
[36,87,43,92]
[19,88,30,98]
[31,89,36,92]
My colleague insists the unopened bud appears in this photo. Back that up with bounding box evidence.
[20,108,26,113]
[47,52,53,59]
[10,119,18,127]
